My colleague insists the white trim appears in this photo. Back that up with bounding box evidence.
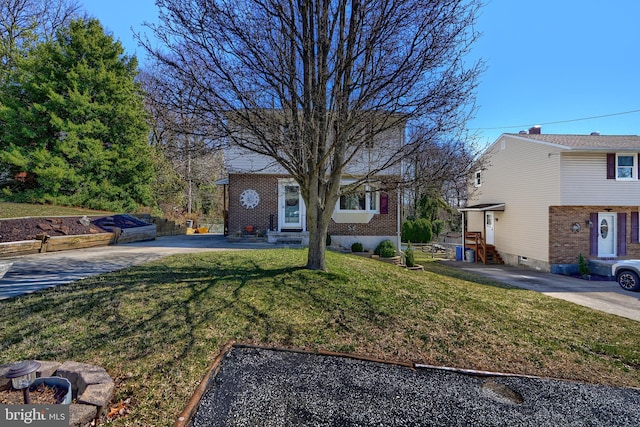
[474,170,482,187]
[277,178,306,231]
[336,182,380,214]
[615,153,637,181]
[331,211,375,223]
[597,212,616,257]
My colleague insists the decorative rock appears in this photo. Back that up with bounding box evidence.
[36,360,62,378]
[481,379,523,405]
[56,361,81,394]
[0,363,13,390]
[76,365,112,396]
[69,403,97,427]
[78,382,115,408]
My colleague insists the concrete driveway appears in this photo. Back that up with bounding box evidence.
[441,261,640,322]
[0,234,274,300]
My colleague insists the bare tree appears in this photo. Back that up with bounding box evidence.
[141,65,226,218]
[0,0,81,71]
[144,0,482,270]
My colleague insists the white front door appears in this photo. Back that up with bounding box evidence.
[278,179,305,231]
[485,211,495,245]
[597,213,616,257]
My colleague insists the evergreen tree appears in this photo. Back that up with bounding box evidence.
[0,18,154,211]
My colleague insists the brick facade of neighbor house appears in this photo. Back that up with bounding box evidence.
[549,206,640,265]
[228,173,399,239]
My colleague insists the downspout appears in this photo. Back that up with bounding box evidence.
[397,184,402,252]
[461,210,466,261]
[397,130,405,254]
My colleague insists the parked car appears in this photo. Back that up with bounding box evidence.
[611,260,640,292]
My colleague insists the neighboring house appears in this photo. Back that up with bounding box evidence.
[218,121,404,251]
[461,127,640,273]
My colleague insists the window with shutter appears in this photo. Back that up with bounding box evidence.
[607,153,615,179]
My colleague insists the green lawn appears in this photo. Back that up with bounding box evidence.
[1,249,638,425]
[0,201,113,218]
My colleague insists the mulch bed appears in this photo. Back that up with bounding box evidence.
[0,217,105,244]
[1,383,63,405]
[0,214,151,244]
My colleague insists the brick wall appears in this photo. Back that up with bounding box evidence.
[228,174,282,234]
[228,173,398,237]
[549,206,640,264]
[328,190,398,236]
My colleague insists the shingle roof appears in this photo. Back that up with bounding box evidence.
[506,133,640,150]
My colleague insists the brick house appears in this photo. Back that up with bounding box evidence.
[219,122,404,251]
[461,128,640,273]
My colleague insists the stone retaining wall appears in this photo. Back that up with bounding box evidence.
[1,360,114,427]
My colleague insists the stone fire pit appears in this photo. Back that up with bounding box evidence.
[1,360,114,427]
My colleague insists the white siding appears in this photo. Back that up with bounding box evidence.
[468,135,563,263]
[343,127,403,175]
[560,152,640,205]
[224,145,287,174]
[225,126,403,175]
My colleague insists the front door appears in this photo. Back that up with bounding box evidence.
[278,179,305,231]
[597,213,616,257]
[485,211,495,245]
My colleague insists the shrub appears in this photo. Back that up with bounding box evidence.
[578,253,591,277]
[414,218,433,243]
[375,239,396,257]
[401,221,414,243]
[404,243,415,267]
[326,233,332,246]
[351,242,364,252]
[402,219,433,243]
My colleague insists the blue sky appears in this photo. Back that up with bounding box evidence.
[81,0,640,146]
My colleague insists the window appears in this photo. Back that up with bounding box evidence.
[474,170,482,187]
[616,154,636,180]
[338,184,379,212]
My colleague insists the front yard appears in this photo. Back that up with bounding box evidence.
[0,249,638,425]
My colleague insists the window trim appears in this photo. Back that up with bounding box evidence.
[474,170,482,187]
[337,182,380,214]
[615,153,637,181]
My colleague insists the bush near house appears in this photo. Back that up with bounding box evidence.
[351,242,364,252]
[375,239,397,257]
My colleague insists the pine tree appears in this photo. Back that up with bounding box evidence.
[0,18,154,211]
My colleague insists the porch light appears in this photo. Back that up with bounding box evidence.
[6,360,40,404]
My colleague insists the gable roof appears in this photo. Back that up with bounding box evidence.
[506,133,640,151]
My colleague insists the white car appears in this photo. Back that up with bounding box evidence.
[612,260,640,292]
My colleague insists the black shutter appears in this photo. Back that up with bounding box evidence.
[618,212,627,256]
[632,212,639,244]
[589,212,598,256]
[606,153,615,179]
[379,192,388,214]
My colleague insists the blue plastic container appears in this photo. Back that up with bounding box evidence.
[455,246,463,261]
[30,376,72,405]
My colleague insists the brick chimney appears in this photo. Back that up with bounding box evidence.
[528,125,541,134]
